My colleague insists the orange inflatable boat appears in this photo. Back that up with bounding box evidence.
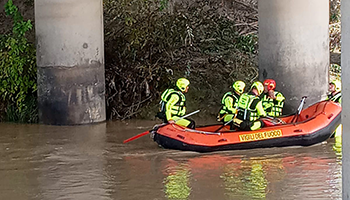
[151,101,341,152]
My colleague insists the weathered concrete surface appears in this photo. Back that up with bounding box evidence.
[258,0,329,114]
[35,0,105,125]
[342,0,350,198]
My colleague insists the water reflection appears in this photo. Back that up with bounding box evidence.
[159,147,341,200]
[164,165,191,199]
[332,125,342,158]
[221,160,268,199]
[164,155,275,200]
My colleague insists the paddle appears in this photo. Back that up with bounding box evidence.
[297,96,307,114]
[214,118,233,132]
[291,96,307,123]
[214,110,240,132]
[123,110,200,143]
[122,130,152,144]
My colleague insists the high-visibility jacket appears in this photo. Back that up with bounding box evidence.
[261,91,285,117]
[236,92,266,122]
[159,88,186,120]
[219,91,240,115]
[327,92,342,104]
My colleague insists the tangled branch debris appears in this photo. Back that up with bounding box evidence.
[104,0,259,119]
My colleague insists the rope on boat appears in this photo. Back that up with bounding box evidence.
[184,128,222,135]
[170,123,222,135]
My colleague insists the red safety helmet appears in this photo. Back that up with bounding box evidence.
[263,79,276,91]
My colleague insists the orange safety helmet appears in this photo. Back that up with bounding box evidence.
[263,79,276,91]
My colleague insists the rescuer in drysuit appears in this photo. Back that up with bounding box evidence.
[156,78,195,129]
[233,81,267,131]
[217,80,246,128]
[261,79,285,117]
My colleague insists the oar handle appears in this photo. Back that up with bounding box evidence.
[297,96,307,114]
[264,115,274,120]
[175,110,200,122]
[224,118,233,126]
[292,96,308,123]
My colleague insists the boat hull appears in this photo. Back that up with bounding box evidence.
[151,101,341,152]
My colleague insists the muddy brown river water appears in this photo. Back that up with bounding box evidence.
[0,120,342,200]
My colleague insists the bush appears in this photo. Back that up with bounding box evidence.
[104,0,258,119]
[0,0,37,123]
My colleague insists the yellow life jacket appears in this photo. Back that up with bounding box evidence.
[261,91,285,117]
[159,88,186,117]
[219,92,240,114]
[236,93,260,122]
[327,92,341,103]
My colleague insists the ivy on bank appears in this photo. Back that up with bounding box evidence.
[0,0,37,123]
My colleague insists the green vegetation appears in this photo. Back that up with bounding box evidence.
[0,0,37,123]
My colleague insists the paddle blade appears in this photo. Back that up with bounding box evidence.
[123,130,150,144]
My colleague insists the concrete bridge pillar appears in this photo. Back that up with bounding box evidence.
[35,0,106,125]
[258,0,329,114]
[342,1,350,198]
